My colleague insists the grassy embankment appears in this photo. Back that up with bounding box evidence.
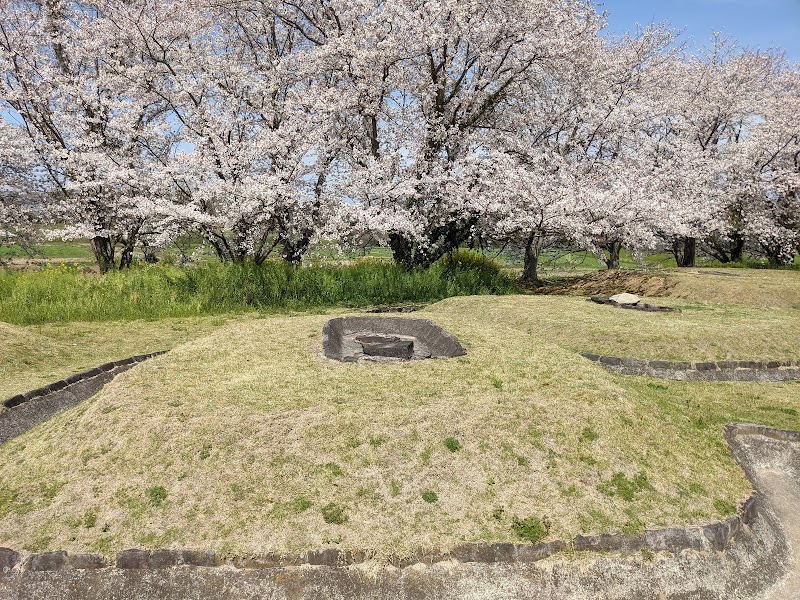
[0,254,515,398]
[0,268,797,560]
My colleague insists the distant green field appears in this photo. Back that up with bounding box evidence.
[0,241,95,261]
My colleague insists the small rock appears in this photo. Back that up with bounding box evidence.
[609,293,640,305]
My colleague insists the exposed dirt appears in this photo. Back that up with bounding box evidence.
[532,270,677,298]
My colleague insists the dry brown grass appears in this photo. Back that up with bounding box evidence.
[0,281,798,560]
[0,315,250,400]
[666,269,800,309]
[538,267,800,310]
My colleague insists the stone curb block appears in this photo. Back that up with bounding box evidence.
[599,356,621,366]
[582,354,800,382]
[117,549,181,569]
[68,554,108,570]
[230,554,302,569]
[0,548,20,575]
[28,551,67,572]
[181,550,222,568]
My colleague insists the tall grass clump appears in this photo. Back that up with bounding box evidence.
[0,254,517,324]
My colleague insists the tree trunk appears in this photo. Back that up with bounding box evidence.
[705,233,745,263]
[388,233,419,270]
[730,233,745,263]
[672,237,696,268]
[765,247,793,267]
[521,231,545,284]
[388,232,445,270]
[91,236,115,274]
[118,237,137,269]
[388,214,478,270]
[604,241,621,270]
[141,242,159,264]
[280,237,310,265]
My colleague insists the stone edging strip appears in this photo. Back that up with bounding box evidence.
[0,352,166,445]
[0,503,759,573]
[582,353,800,381]
[0,424,785,574]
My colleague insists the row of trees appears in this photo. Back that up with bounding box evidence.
[1,0,798,278]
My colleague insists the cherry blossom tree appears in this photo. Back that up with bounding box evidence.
[1,1,797,274]
[485,23,678,280]
[650,39,781,266]
[0,119,46,256]
[99,0,346,264]
[0,0,172,272]
[738,66,800,265]
[275,0,607,269]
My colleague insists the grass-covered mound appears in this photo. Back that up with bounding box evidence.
[0,290,798,560]
[0,316,245,400]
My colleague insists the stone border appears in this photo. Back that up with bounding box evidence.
[0,498,760,574]
[322,316,467,362]
[0,364,789,574]
[0,352,166,445]
[582,353,800,382]
[589,296,680,313]
[726,423,800,443]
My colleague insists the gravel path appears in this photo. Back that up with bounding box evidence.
[764,471,800,599]
[736,433,800,600]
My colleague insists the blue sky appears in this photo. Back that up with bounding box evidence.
[601,0,800,63]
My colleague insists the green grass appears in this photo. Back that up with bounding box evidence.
[492,248,679,272]
[700,254,800,270]
[511,515,550,543]
[0,254,517,324]
[0,241,95,260]
[421,490,439,504]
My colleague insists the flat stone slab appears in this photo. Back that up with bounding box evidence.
[589,296,680,313]
[609,292,640,305]
[356,335,414,359]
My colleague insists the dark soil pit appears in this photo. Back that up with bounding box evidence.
[323,316,466,363]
